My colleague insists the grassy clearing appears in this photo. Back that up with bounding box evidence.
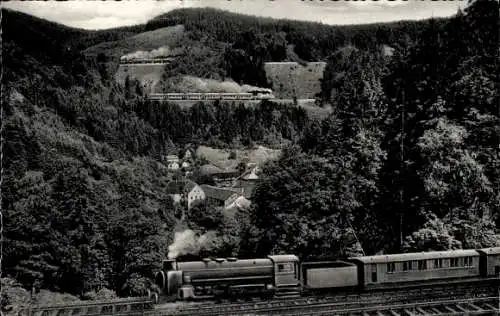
[84,25,186,59]
[195,145,281,169]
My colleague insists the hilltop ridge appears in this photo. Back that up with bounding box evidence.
[4,6,445,100]
[79,6,436,99]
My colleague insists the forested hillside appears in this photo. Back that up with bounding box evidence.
[86,7,443,92]
[153,8,446,89]
[1,7,310,302]
[247,0,499,258]
[2,0,499,307]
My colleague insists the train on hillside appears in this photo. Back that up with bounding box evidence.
[148,91,275,101]
[154,247,500,301]
[119,57,176,64]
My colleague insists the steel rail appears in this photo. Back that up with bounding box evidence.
[172,297,499,316]
[154,279,496,314]
[280,296,500,316]
[154,284,495,316]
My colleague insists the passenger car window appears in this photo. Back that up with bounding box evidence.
[418,260,427,270]
[450,258,459,267]
[464,257,473,267]
[387,263,395,273]
[403,261,413,271]
[371,264,377,282]
[434,259,443,269]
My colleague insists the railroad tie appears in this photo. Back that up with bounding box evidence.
[467,303,484,311]
[483,303,498,310]
[444,305,457,313]
[452,304,467,312]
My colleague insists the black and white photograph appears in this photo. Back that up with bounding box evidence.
[1,0,499,315]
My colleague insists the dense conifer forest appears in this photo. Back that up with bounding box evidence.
[1,0,499,307]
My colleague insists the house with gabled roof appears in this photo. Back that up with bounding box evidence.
[199,163,241,185]
[200,184,242,209]
[181,161,191,170]
[226,195,252,211]
[241,165,261,180]
[166,180,205,210]
[232,182,256,199]
[232,165,262,199]
[164,154,180,171]
[182,147,194,161]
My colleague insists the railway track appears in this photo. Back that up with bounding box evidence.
[153,279,497,316]
[281,297,500,316]
[14,278,498,315]
[15,296,154,316]
[139,296,499,316]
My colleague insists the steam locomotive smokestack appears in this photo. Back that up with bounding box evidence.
[163,259,176,271]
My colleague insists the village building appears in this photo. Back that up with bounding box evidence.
[165,180,205,210]
[164,154,180,171]
[225,195,252,211]
[232,165,262,199]
[199,163,241,186]
[200,185,242,209]
[242,165,260,180]
[182,148,194,161]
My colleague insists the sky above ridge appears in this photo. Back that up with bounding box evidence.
[1,0,468,30]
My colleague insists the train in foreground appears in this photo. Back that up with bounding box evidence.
[154,247,500,301]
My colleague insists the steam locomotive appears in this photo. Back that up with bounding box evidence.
[154,247,500,301]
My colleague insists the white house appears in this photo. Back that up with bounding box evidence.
[165,155,180,171]
[165,180,205,210]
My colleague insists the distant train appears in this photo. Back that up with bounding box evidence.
[154,247,500,301]
[119,58,174,64]
[148,91,275,101]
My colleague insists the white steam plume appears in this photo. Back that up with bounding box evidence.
[174,76,273,94]
[167,229,218,259]
[121,46,172,60]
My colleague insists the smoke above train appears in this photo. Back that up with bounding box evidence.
[167,229,218,259]
[120,46,172,61]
